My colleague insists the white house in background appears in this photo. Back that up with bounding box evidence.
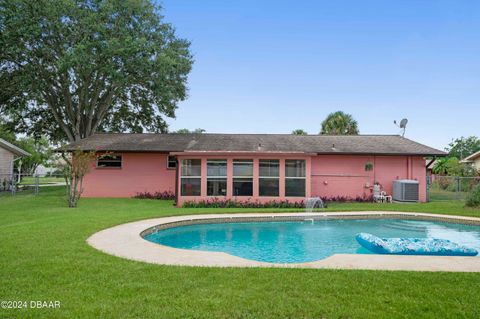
[34,164,57,176]
[0,138,30,177]
[461,150,480,172]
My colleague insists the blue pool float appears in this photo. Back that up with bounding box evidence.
[356,233,478,256]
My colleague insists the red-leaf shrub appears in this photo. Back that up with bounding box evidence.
[134,191,175,200]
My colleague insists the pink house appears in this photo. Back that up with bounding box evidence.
[64,133,445,206]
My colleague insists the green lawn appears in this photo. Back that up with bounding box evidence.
[1,187,480,318]
[429,187,468,201]
[18,176,65,185]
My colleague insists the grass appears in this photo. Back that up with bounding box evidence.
[18,176,64,185]
[1,187,480,318]
[429,187,468,201]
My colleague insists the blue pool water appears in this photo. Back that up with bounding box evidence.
[143,219,480,263]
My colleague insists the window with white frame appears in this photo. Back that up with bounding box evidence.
[285,159,306,197]
[233,159,253,196]
[97,154,122,168]
[180,159,201,196]
[167,156,177,169]
[259,159,279,196]
[207,159,227,196]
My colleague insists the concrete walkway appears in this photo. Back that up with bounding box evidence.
[87,212,480,272]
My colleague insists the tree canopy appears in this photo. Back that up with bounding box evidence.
[446,136,480,159]
[292,129,308,135]
[14,136,53,174]
[320,111,359,135]
[0,0,193,143]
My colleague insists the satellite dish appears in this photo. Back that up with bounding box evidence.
[394,118,408,137]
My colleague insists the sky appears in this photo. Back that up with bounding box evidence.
[160,0,480,150]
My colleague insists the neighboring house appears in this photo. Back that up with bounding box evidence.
[34,165,56,176]
[461,150,480,172]
[63,134,445,205]
[0,138,30,177]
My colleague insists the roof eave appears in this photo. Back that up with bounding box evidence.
[315,152,447,157]
[0,139,30,157]
[170,151,317,156]
[462,150,480,161]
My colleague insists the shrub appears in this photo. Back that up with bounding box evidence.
[182,196,373,208]
[134,191,175,200]
[465,184,480,208]
[182,198,307,209]
[433,178,452,191]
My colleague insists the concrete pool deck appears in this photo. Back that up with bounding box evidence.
[87,212,480,272]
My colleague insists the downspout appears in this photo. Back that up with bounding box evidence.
[13,157,23,183]
[174,157,179,207]
[406,157,409,179]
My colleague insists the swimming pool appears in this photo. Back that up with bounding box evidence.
[144,218,480,263]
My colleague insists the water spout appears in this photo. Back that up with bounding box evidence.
[304,218,314,224]
[305,197,324,213]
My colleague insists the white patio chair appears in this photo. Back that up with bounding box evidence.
[381,191,393,203]
[373,184,385,203]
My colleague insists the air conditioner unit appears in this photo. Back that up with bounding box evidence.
[392,180,419,202]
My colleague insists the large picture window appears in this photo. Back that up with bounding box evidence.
[233,159,253,196]
[259,160,279,196]
[97,155,122,168]
[207,159,227,196]
[285,160,306,197]
[181,159,201,196]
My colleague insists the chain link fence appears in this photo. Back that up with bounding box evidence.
[0,173,66,196]
[427,175,480,202]
[2,172,478,202]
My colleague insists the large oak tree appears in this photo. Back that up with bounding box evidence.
[0,0,193,142]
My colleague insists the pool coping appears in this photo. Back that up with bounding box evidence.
[87,212,480,272]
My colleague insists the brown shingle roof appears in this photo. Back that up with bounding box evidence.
[61,133,446,156]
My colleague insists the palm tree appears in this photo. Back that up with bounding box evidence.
[320,111,359,135]
[292,129,308,135]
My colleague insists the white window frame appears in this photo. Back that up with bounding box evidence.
[285,159,306,197]
[259,159,280,197]
[233,159,253,196]
[207,159,227,196]
[180,159,202,196]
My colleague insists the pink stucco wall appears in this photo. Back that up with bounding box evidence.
[311,155,426,201]
[82,153,176,198]
[81,152,427,203]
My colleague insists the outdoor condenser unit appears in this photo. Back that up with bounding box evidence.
[392,180,419,202]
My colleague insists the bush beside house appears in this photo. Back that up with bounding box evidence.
[465,184,480,207]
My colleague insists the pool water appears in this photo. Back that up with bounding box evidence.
[143,219,480,263]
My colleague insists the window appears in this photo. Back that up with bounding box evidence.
[180,159,201,196]
[167,156,177,169]
[207,159,227,196]
[233,159,253,196]
[97,155,122,168]
[259,160,279,196]
[285,160,306,197]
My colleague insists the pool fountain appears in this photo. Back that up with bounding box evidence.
[305,197,324,213]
